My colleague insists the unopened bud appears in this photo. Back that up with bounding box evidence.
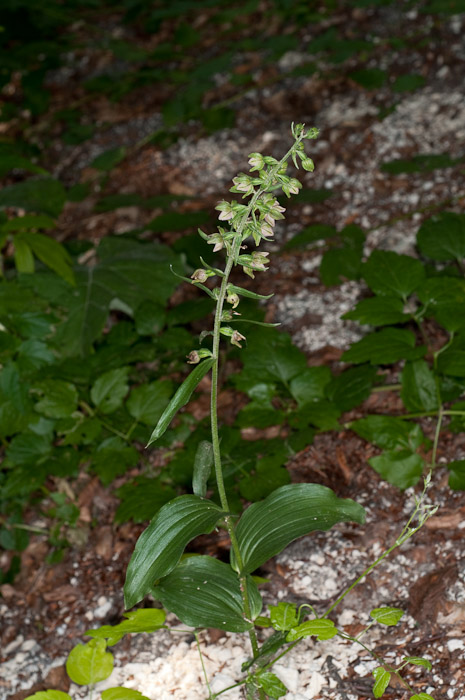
[187,351,200,364]
[191,269,209,283]
[226,292,240,308]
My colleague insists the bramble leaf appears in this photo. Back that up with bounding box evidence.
[372,666,391,697]
[363,250,425,298]
[417,212,465,262]
[124,495,225,609]
[447,460,465,490]
[86,608,166,645]
[370,607,404,626]
[342,296,409,326]
[401,360,438,412]
[91,367,129,414]
[66,638,114,686]
[369,450,424,490]
[341,328,425,365]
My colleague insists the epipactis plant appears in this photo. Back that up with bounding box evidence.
[26,125,438,700]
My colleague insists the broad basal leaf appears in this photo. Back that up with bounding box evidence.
[417,212,465,262]
[146,359,214,445]
[342,296,410,326]
[341,328,425,365]
[66,638,114,686]
[124,495,225,609]
[86,608,166,645]
[151,555,262,632]
[363,250,425,299]
[401,360,438,412]
[231,484,365,574]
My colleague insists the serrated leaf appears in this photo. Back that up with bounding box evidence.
[351,416,425,451]
[102,689,150,700]
[92,436,139,485]
[363,250,425,298]
[231,484,365,574]
[66,638,114,686]
[447,460,465,490]
[417,212,465,261]
[372,666,391,697]
[401,360,438,412]
[124,495,225,609]
[342,296,410,326]
[286,618,337,641]
[341,328,425,365]
[0,178,66,216]
[146,359,214,446]
[115,477,176,524]
[86,608,166,646]
[127,380,173,426]
[289,366,332,406]
[192,440,214,498]
[437,334,465,377]
[239,330,307,385]
[19,232,75,285]
[152,556,262,632]
[320,246,363,285]
[416,277,465,332]
[369,450,424,489]
[91,367,129,414]
[283,223,337,250]
[381,153,459,175]
[269,602,298,631]
[325,364,377,412]
[370,607,404,626]
[403,656,432,670]
[33,379,79,418]
[256,672,287,698]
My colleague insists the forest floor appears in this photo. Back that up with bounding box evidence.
[1,2,465,700]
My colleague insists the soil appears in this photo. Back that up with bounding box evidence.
[1,3,465,700]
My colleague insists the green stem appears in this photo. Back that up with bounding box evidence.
[371,383,401,393]
[195,632,213,699]
[209,136,307,669]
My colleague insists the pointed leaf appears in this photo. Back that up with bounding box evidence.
[269,602,298,631]
[341,328,425,365]
[86,608,166,645]
[227,284,273,300]
[192,440,214,497]
[24,693,72,700]
[417,212,465,261]
[256,672,287,698]
[91,367,129,414]
[342,296,410,326]
[372,667,391,698]
[102,690,150,700]
[124,495,225,609]
[151,556,262,632]
[20,232,75,285]
[363,250,425,298]
[401,360,438,412]
[231,484,365,574]
[286,618,337,642]
[369,450,424,490]
[403,656,432,671]
[146,358,214,445]
[66,638,114,686]
[33,379,79,418]
[410,694,435,700]
[370,607,404,626]
[417,277,465,332]
[13,238,35,273]
[325,364,377,412]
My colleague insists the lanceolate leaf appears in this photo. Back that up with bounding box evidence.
[151,556,262,632]
[124,495,225,609]
[86,608,166,645]
[146,358,214,445]
[19,232,75,285]
[231,484,365,574]
[370,607,404,626]
[403,656,432,670]
[192,440,214,497]
[227,284,273,300]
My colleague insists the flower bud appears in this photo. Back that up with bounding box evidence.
[191,269,209,283]
[187,351,200,364]
[248,152,265,171]
[301,158,315,172]
[226,292,240,308]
